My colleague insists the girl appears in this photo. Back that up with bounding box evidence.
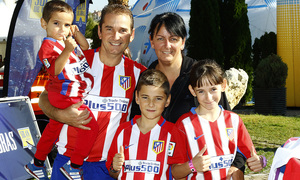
[168,59,266,179]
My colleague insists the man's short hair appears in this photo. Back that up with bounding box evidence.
[99,4,134,32]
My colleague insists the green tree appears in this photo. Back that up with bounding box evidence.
[85,13,98,38]
[219,0,253,103]
[187,0,224,66]
[252,32,277,71]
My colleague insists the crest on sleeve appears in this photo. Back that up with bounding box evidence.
[152,140,164,154]
[226,128,234,141]
[119,76,131,90]
[43,58,50,68]
[168,142,176,156]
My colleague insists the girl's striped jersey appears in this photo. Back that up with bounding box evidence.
[56,48,147,162]
[169,107,255,180]
[106,116,180,180]
[39,37,94,98]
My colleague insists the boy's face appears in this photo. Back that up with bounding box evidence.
[188,79,226,111]
[136,85,170,121]
[41,11,73,41]
[98,13,134,57]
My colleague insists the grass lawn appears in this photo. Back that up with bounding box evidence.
[238,113,300,175]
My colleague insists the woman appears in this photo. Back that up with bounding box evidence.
[146,12,247,179]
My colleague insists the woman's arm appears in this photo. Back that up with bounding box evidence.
[38,90,92,129]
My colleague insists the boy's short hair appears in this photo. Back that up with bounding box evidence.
[42,0,73,22]
[99,4,134,32]
[190,59,224,88]
[136,69,170,97]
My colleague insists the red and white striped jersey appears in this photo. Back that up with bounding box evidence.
[56,48,147,162]
[106,116,178,180]
[169,107,254,180]
[39,37,93,98]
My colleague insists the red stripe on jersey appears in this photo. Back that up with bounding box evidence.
[192,114,207,155]
[122,123,133,180]
[134,132,149,180]
[123,56,135,123]
[155,119,169,179]
[95,65,115,160]
[209,121,224,156]
[224,112,235,154]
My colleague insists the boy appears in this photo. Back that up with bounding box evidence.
[169,59,266,179]
[106,69,180,179]
[24,1,98,179]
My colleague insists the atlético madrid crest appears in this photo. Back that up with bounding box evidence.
[119,76,131,90]
[226,128,235,141]
[152,140,164,154]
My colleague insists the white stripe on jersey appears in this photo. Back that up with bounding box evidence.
[57,124,69,155]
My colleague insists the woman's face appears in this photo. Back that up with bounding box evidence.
[150,24,185,65]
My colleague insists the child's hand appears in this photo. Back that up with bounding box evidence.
[70,25,79,38]
[64,35,77,53]
[246,146,263,172]
[113,146,125,172]
[192,145,211,172]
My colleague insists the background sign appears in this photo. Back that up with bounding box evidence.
[0,96,49,180]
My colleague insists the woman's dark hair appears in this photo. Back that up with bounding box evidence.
[148,12,187,40]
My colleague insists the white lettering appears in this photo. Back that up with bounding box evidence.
[0,131,18,153]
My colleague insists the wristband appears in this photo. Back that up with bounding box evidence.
[259,155,267,168]
[189,159,196,172]
[110,165,120,173]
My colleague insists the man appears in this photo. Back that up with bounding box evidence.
[39,4,146,179]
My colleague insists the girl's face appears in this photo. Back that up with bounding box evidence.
[189,79,226,111]
[41,11,73,41]
[150,24,185,65]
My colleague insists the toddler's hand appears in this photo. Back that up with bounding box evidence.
[64,35,77,52]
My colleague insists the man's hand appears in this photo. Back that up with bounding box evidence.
[39,90,92,130]
[57,101,92,130]
[193,145,211,172]
[247,146,263,172]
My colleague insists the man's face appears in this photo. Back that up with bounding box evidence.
[98,13,134,57]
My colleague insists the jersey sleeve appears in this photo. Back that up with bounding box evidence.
[237,116,255,159]
[38,40,59,76]
[168,120,189,165]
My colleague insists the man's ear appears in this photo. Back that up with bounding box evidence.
[97,25,102,40]
[40,18,47,30]
[165,94,171,108]
[135,91,140,105]
[221,79,227,92]
[188,85,196,97]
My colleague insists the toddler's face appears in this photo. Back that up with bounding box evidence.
[41,11,73,41]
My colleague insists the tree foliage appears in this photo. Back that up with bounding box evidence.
[254,54,287,88]
[219,0,252,103]
[187,0,224,66]
[187,0,253,103]
[252,32,277,71]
